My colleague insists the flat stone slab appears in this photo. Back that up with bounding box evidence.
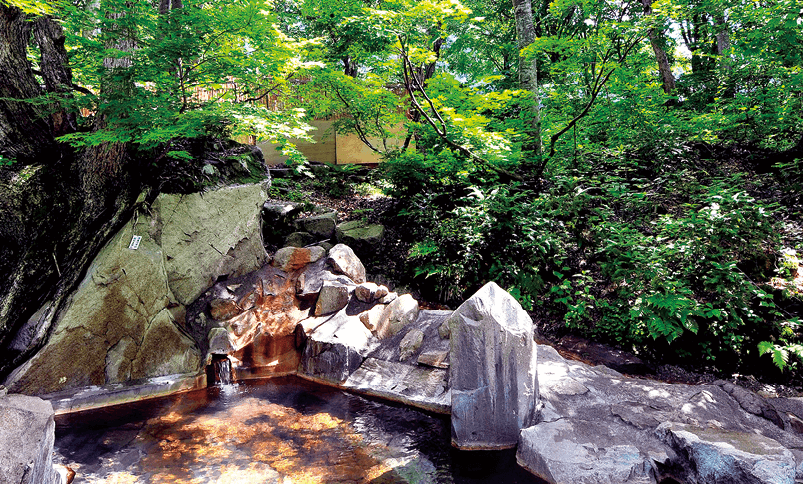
[517,418,668,484]
[344,358,450,414]
[44,373,206,415]
[657,422,797,484]
[518,344,803,484]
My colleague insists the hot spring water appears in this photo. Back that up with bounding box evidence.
[54,377,546,483]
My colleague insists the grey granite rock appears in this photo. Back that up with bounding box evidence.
[295,258,353,298]
[298,310,378,384]
[335,220,385,251]
[263,201,301,219]
[517,419,660,484]
[315,281,352,316]
[375,294,419,340]
[284,231,316,247]
[399,328,425,362]
[359,304,386,332]
[344,358,450,414]
[448,282,539,450]
[656,422,796,484]
[0,394,63,484]
[518,342,803,484]
[327,244,366,283]
[295,212,337,239]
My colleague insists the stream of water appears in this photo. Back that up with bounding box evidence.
[54,376,546,484]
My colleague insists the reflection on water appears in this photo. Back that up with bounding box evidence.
[55,377,545,484]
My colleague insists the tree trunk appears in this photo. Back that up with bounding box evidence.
[0,5,56,161]
[343,57,359,77]
[714,14,731,71]
[641,0,675,94]
[512,0,542,159]
[0,4,139,381]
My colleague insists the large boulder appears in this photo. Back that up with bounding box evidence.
[517,343,803,484]
[151,182,270,305]
[3,216,202,395]
[0,394,63,484]
[448,282,540,450]
[3,182,268,396]
[298,310,378,384]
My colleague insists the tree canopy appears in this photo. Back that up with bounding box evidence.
[2,0,803,379]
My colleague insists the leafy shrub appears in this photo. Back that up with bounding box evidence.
[579,179,781,366]
[380,149,476,198]
[404,183,566,307]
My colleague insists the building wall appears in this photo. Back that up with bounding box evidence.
[258,121,407,166]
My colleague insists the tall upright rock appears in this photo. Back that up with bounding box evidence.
[448,282,540,449]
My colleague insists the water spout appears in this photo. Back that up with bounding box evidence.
[210,355,233,386]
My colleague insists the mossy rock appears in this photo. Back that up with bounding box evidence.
[335,220,385,252]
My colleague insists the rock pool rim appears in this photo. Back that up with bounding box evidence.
[42,368,452,417]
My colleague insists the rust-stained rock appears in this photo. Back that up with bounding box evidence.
[359,305,386,332]
[354,283,390,303]
[209,298,240,321]
[355,282,379,303]
[209,269,311,380]
[272,246,326,272]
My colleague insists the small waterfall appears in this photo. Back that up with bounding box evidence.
[211,355,233,386]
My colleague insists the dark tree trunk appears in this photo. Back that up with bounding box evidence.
[32,15,78,136]
[0,4,140,381]
[343,57,359,77]
[0,5,56,161]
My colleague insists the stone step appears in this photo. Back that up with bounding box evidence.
[343,357,450,414]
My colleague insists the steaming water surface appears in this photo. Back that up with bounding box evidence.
[54,376,545,484]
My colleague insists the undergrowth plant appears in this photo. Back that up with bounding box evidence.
[389,142,795,374]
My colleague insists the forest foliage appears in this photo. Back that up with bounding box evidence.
[4,0,803,378]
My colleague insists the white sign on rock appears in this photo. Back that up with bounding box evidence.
[128,235,142,250]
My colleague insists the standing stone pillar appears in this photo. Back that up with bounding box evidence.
[448,282,540,449]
